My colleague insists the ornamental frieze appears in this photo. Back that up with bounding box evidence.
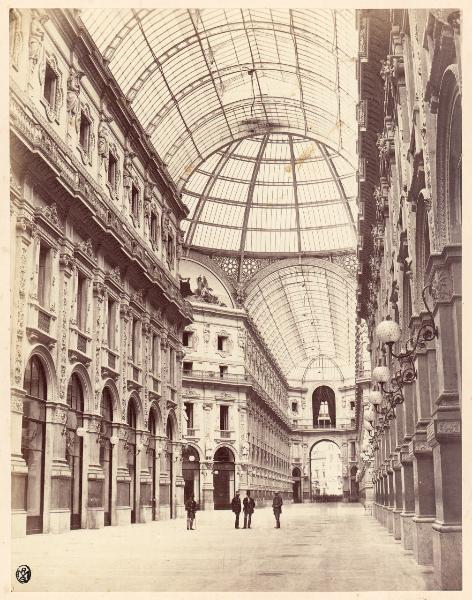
[429,268,453,304]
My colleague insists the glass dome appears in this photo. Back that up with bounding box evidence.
[182,133,357,254]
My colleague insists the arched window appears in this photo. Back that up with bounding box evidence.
[437,66,462,245]
[312,386,336,428]
[149,408,156,435]
[101,388,113,422]
[448,87,462,243]
[24,356,47,400]
[67,373,84,412]
[127,399,137,429]
[166,416,173,441]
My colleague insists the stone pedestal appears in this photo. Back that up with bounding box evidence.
[49,509,71,533]
[400,512,414,550]
[159,475,171,520]
[411,438,436,565]
[393,509,402,540]
[115,507,131,525]
[386,507,394,534]
[412,516,435,565]
[139,506,153,523]
[11,392,28,538]
[432,524,462,590]
[11,511,27,538]
[86,507,104,529]
[400,452,415,551]
[428,417,462,589]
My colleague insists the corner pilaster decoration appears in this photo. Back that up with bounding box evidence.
[66,66,85,133]
[29,10,48,74]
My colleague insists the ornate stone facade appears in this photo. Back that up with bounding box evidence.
[356,9,462,591]
[10,9,192,537]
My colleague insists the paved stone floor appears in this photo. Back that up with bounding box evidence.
[11,503,437,592]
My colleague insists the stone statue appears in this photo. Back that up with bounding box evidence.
[161,207,170,242]
[29,11,49,73]
[66,67,85,132]
[176,229,185,262]
[98,116,112,170]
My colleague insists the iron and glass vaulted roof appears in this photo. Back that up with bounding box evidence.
[245,261,356,380]
[182,133,357,253]
[80,8,358,191]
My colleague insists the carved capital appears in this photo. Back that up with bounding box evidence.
[429,268,453,303]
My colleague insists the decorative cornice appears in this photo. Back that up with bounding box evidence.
[9,89,192,324]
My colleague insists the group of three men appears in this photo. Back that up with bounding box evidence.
[231,490,283,529]
[184,490,284,530]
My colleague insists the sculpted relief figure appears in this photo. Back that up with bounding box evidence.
[194,275,225,306]
[66,67,85,131]
[98,115,112,171]
[29,11,48,73]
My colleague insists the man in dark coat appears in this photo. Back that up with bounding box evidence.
[272,491,283,528]
[243,490,255,529]
[231,490,241,528]
[185,494,198,530]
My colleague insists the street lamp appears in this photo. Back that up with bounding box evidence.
[375,283,438,384]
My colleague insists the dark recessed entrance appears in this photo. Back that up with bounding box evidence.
[213,447,235,509]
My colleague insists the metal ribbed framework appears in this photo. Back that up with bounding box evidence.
[245,261,356,379]
[80,8,358,189]
[182,133,357,254]
[80,9,358,380]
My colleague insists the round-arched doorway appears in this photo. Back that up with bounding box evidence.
[21,356,47,534]
[183,446,200,505]
[66,373,85,529]
[126,399,138,523]
[165,416,174,518]
[99,388,114,526]
[310,440,342,501]
[148,406,158,520]
[292,467,302,503]
[213,446,235,509]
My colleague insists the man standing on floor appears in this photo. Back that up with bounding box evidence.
[243,490,255,529]
[185,494,198,530]
[231,490,241,529]
[272,491,283,528]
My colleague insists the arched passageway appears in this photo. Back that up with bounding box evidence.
[66,373,85,529]
[310,440,342,501]
[183,446,200,505]
[292,467,302,503]
[126,399,138,523]
[99,388,114,526]
[213,447,235,509]
[22,356,47,534]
